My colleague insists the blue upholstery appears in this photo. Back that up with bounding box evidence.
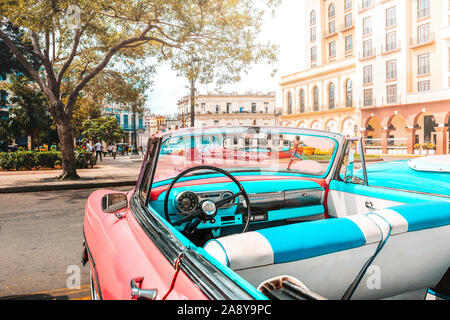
[387,201,450,232]
[257,218,366,264]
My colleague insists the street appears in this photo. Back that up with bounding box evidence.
[0,186,131,300]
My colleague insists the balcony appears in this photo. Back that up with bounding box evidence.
[381,41,401,55]
[358,0,374,13]
[381,94,401,105]
[323,29,338,39]
[409,32,435,48]
[386,71,397,81]
[359,48,376,61]
[360,97,376,108]
[340,20,354,32]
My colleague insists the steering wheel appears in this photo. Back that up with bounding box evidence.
[163,165,252,234]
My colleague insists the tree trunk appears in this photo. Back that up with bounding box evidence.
[51,102,79,180]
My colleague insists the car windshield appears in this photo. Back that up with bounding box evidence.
[153,127,338,184]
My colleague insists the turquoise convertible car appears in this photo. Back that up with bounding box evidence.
[83,126,449,300]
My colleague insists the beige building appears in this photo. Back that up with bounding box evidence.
[281,0,450,155]
[144,115,167,135]
[177,91,281,127]
[281,0,359,137]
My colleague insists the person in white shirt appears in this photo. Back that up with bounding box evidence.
[111,144,117,159]
[95,141,103,161]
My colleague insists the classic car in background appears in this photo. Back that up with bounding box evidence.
[82,126,450,300]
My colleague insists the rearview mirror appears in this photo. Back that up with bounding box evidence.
[102,193,128,214]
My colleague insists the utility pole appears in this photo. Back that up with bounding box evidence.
[189,56,200,128]
[190,77,195,127]
[132,109,138,155]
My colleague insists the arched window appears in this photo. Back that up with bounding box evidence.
[313,87,319,111]
[310,10,316,25]
[328,83,335,109]
[300,89,305,113]
[328,3,335,19]
[346,80,353,107]
[287,92,293,114]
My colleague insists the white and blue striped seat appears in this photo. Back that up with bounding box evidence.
[204,201,450,299]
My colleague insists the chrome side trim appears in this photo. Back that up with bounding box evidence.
[82,234,103,300]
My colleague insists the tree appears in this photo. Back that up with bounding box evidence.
[82,117,125,144]
[71,67,152,138]
[0,118,13,144]
[3,75,48,147]
[0,22,41,80]
[0,0,278,179]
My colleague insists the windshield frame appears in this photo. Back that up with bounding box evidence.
[152,126,343,186]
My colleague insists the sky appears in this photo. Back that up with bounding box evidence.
[147,1,307,116]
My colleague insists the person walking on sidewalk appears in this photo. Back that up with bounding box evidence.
[95,141,103,162]
[111,143,117,159]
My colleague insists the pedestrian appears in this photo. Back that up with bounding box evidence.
[95,141,103,161]
[111,144,117,159]
[85,141,92,153]
[287,136,303,170]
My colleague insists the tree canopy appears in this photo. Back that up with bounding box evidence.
[0,0,279,179]
[82,117,125,144]
[0,22,41,80]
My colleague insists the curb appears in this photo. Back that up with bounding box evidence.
[0,180,137,194]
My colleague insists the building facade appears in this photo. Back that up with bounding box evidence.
[281,0,359,137]
[144,115,167,135]
[359,0,450,156]
[281,0,450,155]
[104,104,149,144]
[177,91,281,127]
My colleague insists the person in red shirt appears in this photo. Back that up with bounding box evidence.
[287,136,303,170]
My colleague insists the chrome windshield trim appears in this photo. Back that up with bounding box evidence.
[157,126,345,141]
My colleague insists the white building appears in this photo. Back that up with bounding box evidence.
[177,91,281,127]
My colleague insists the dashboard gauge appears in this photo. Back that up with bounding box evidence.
[220,191,234,205]
[175,191,198,214]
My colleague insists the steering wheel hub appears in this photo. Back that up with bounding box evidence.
[201,200,217,218]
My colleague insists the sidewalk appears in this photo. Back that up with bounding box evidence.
[0,155,143,193]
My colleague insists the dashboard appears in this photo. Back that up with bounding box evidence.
[150,177,326,230]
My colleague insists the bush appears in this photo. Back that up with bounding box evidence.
[14,151,37,170]
[74,150,97,169]
[0,152,15,170]
[0,150,96,170]
[36,151,60,169]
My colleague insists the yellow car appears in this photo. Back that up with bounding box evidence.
[38,145,49,152]
[313,148,334,155]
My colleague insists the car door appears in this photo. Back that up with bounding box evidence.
[326,138,403,217]
[326,138,445,218]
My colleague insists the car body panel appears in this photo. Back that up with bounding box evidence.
[84,190,208,300]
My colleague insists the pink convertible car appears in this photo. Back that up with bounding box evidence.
[82,126,450,300]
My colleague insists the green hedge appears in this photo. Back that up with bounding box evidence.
[0,151,96,171]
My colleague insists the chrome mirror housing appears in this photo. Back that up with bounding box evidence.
[102,193,128,214]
